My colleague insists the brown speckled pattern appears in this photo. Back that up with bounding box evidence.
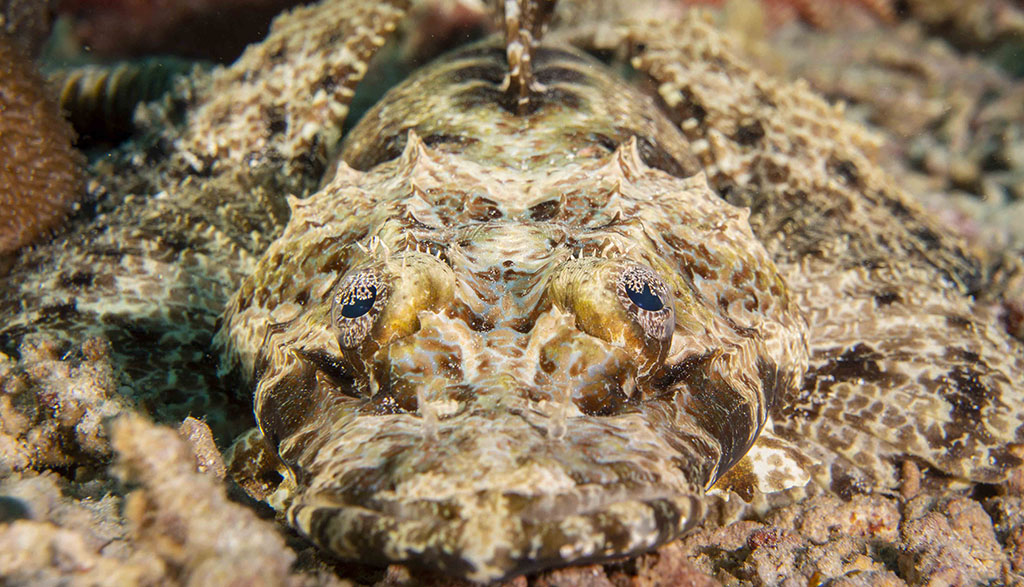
[0,0,411,436]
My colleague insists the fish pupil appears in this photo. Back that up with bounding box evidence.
[341,286,377,318]
[627,282,663,311]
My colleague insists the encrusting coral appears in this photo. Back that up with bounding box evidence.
[0,33,82,257]
[0,0,57,57]
[0,0,57,56]
[0,408,315,586]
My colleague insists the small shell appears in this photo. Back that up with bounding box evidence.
[50,59,196,145]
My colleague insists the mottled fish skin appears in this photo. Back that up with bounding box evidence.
[220,40,808,581]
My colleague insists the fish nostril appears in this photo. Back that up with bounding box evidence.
[367,375,418,415]
[537,333,638,416]
[370,330,465,416]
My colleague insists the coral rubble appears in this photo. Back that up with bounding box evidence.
[0,337,125,476]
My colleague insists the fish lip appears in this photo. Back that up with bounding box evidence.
[287,489,704,582]
[285,409,709,580]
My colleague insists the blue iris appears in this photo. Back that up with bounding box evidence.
[627,282,663,312]
[341,286,377,318]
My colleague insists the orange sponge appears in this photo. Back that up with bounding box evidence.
[0,34,83,255]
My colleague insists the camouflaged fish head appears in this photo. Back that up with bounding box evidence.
[221,41,808,580]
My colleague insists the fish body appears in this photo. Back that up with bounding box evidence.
[221,40,807,580]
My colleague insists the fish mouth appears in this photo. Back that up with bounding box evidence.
[288,478,703,582]
[252,302,776,581]
[289,493,702,582]
[280,402,709,582]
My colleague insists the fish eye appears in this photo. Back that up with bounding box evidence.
[623,275,664,312]
[330,253,456,353]
[332,269,389,348]
[340,284,378,318]
[616,265,673,340]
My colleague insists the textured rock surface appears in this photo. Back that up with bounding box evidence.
[0,377,335,586]
[0,337,125,476]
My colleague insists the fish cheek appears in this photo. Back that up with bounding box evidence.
[255,354,342,468]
